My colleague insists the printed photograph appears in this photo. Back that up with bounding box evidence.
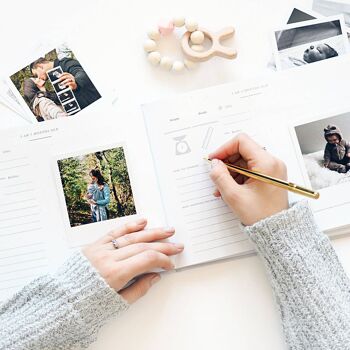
[57,147,137,227]
[10,44,101,122]
[274,17,348,70]
[313,0,350,30]
[294,112,350,190]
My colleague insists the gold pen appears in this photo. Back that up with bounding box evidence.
[206,158,320,200]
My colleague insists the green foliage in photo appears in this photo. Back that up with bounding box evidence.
[58,147,136,227]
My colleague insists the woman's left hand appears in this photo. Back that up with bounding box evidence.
[89,199,96,205]
[82,219,184,304]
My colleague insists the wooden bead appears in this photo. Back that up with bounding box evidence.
[191,44,204,52]
[172,61,185,72]
[147,28,161,41]
[190,30,204,45]
[185,19,198,32]
[158,19,174,36]
[144,39,157,52]
[148,51,161,65]
[160,56,173,70]
[184,59,197,70]
[173,16,185,27]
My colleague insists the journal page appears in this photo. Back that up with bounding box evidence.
[0,109,163,300]
[259,54,350,236]
[0,142,66,301]
[143,80,274,268]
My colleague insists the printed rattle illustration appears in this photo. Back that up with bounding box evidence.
[174,135,191,155]
[143,17,237,72]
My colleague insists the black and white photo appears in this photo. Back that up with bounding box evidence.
[47,66,63,83]
[58,90,75,104]
[273,16,348,70]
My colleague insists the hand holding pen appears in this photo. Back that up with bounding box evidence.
[209,133,291,226]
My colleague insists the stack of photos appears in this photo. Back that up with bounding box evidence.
[273,15,349,70]
[9,44,101,122]
[294,112,350,191]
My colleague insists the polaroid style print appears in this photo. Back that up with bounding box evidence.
[8,44,102,123]
[267,7,321,71]
[290,109,350,193]
[55,144,137,232]
[272,15,349,71]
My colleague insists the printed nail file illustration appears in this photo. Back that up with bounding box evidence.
[46,66,81,115]
[202,127,214,150]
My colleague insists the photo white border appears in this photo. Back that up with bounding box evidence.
[5,40,112,124]
[52,142,139,247]
[272,15,349,71]
[288,104,350,213]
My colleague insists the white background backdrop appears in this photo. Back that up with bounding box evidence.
[1,1,350,349]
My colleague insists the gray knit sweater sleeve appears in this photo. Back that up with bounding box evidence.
[0,251,129,350]
[242,201,350,349]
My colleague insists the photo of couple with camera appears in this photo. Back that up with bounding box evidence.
[11,48,101,122]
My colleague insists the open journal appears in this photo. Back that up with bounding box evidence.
[2,55,350,301]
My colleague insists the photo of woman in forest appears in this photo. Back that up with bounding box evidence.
[57,147,136,227]
[86,169,111,222]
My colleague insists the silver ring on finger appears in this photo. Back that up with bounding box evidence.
[112,239,120,249]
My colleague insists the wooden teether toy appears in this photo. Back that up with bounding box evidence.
[181,27,237,62]
[143,17,237,72]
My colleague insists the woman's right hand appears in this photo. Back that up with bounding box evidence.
[82,219,183,304]
[209,133,289,226]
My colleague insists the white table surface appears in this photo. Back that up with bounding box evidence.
[1,1,350,349]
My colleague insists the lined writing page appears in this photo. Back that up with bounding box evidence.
[174,161,247,255]
[0,147,49,300]
[143,92,265,268]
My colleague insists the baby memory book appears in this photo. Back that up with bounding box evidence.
[1,55,350,301]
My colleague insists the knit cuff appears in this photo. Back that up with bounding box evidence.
[55,251,129,344]
[241,201,323,254]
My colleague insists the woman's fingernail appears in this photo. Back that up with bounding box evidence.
[136,218,147,225]
[173,242,184,250]
[151,274,161,285]
[164,227,175,233]
[211,159,219,167]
